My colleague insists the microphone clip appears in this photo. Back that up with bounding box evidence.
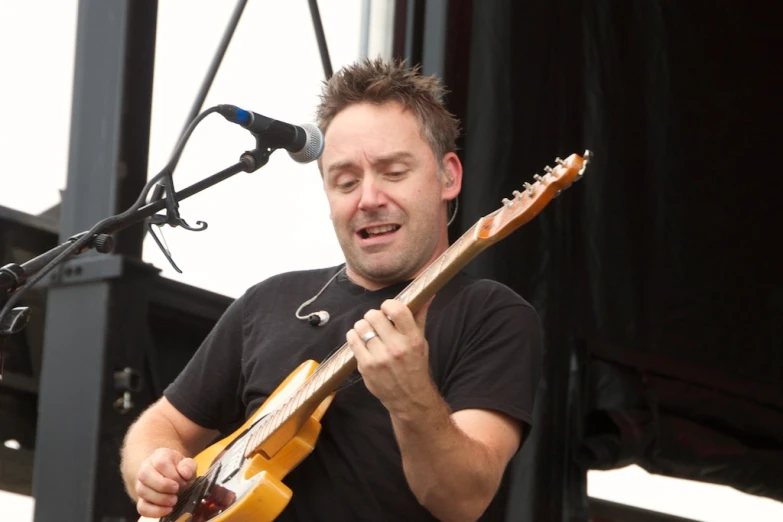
[239,136,274,173]
[147,170,208,273]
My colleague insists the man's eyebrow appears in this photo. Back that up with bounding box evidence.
[326,152,417,175]
[326,159,357,175]
[374,151,416,165]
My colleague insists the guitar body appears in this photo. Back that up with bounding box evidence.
[139,360,334,522]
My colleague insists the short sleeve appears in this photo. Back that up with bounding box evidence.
[163,293,247,432]
[441,295,543,434]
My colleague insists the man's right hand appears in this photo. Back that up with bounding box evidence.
[134,448,197,518]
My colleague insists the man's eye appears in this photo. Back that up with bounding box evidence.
[339,180,358,190]
[387,171,406,178]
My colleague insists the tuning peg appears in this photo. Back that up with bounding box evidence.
[523,182,535,195]
[512,190,522,198]
[555,157,564,166]
[544,166,554,174]
[501,197,512,207]
[533,174,544,181]
[578,149,593,176]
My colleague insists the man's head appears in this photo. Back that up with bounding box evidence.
[316,58,463,290]
[317,58,460,171]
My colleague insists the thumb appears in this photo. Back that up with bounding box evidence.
[177,457,198,481]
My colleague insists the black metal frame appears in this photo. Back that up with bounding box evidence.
[308,0,333,79]
[30,2,159,521]
[392,0,449,78]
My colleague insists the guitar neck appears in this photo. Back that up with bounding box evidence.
[243,219,494,457]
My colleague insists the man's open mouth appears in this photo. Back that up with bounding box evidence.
[358,224,401,239]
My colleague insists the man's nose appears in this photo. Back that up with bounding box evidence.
[358,176,387,210]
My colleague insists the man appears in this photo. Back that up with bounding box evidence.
[120,58,542,522]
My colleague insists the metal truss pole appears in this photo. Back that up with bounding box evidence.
[32,1,158,521]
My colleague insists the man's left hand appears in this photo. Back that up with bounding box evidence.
[347,299,436,417]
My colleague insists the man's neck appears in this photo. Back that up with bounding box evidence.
[344,251,450,292]
[343,267,407,292]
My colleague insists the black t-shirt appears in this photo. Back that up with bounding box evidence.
[164,265,542,521]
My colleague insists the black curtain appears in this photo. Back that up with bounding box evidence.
[456,1,783,520]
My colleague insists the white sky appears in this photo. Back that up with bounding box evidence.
[1,1,781,521]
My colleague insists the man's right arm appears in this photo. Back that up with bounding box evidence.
[120,396,219,518]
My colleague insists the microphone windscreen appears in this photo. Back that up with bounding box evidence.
[289,124,324,164]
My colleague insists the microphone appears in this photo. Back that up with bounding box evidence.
[217,104,324,164]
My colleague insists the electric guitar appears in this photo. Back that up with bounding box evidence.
[139,150,592,522]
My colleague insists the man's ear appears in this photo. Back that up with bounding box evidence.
[441,152,463,201]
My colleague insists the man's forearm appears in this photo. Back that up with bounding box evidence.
[389,383,503,522]
[120,411,192,500]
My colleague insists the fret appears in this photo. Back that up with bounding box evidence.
[419,258,435,290]
[436,244,449,274]
[452,227,471,257]
[270,415,279,435]
[397,277,414,304]
[267,414,281,438]
[308,369,321,398]
[258,418,270,445]
[293,381,308,411]
[317,352,339,383]
[281,395,294,430]
[399,278,420,306]
[247,426,260,455]
[310,366,326,400]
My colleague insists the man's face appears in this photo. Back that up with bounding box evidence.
[320,101,452,289]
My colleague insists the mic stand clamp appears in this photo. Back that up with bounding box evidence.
[146,137,273,273]
[240,135,274,173]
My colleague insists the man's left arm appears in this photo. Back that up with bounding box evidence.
[347,298,536,522]
[389,385,522,522]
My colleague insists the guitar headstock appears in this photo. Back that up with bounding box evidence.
[477,150,591,242]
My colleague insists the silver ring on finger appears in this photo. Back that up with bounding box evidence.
[361,330,378,344]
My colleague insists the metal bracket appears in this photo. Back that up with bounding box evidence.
[113,367,142,415]
[44,254,160,287]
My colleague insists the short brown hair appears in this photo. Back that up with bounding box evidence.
[316,58,460,167]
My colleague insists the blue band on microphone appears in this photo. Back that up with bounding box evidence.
[235,108,251,125]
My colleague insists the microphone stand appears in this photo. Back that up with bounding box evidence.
[0,132,275,378]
